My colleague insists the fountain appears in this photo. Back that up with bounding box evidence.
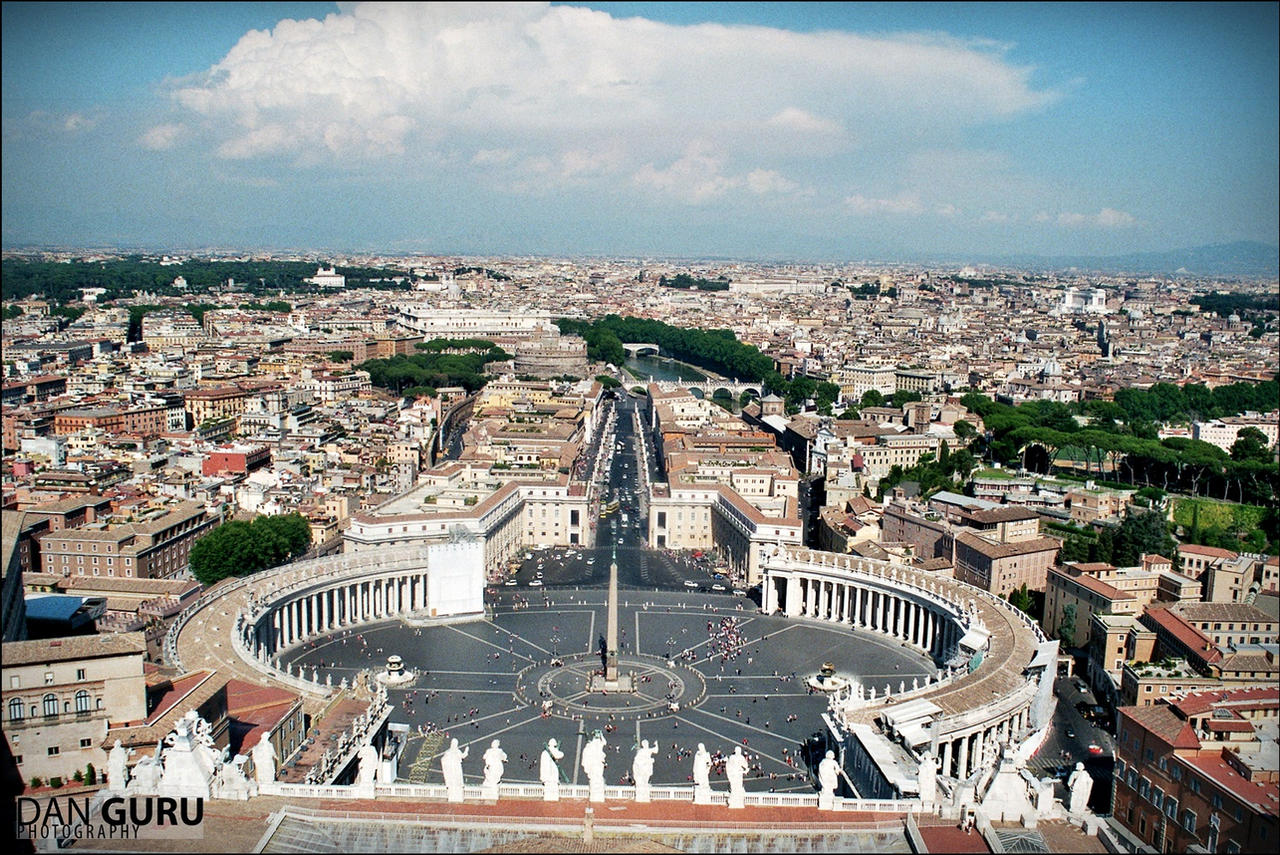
[806,660,851,693]
[375,654,414,687]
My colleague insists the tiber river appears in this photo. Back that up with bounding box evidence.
[623,354,744,413]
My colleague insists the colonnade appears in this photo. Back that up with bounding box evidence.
[935,706,1033,780]
[775,573,960,660]
[249,570,431,658]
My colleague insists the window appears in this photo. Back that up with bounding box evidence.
[44,672,54,685]
[1152,788,1163,810]
[1165,796,1178,819]
[42,694,58,717]
[9,675,18,689]
[80,738,92,748]
[74,690,90,714]
[1139,777,1150,800]
[1172,766,1182,781]
[47,746,59,756]
[1182,809,1196,832]
[76,668,86,681]
[7,698,22,721]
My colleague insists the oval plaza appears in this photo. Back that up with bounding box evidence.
[170,532,1055,807]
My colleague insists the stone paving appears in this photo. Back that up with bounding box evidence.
[280,587,936,793]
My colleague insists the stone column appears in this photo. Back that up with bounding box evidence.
[942,739,953,778]
[957,733,969,779]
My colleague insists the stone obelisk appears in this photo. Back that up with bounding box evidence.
[592,545,631,691]
[605,545,620,683]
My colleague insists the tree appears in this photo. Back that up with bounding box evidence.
[595,374,621,389]
[891,389,923,408]
[190,513,312,586]
[1009,583,1034,614]
[860,389,886,409]
[1058,603,1078,645]
[953,420,977,443]
[327,350,355,363]
[1230,427,1271,463]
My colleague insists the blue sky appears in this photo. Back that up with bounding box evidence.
[2,2,1276,261]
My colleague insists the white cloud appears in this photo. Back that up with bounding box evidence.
[472,148,516,166]
[633,141,739,204]
[1057,208,1136,228]
[139,123,185,150]
[764,107,844,137]
[845,192,924,215]
[746,169,798,195]
[63,113,96,133]
[1095,207,1136,227]
[935,203,960,218]
[168,1,1058,173]
[1032,211,1052,223]
[980,210,1010,223]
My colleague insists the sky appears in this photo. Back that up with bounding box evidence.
[2,1,1277,261]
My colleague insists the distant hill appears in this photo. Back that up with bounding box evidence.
[987,241,1279,277]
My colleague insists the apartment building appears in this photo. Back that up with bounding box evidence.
[1,632,148,783]
[1113,688,1279,853]
[952,530,1062,598]
[38,500,215,580]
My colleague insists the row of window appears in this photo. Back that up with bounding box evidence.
[8,691,101,720]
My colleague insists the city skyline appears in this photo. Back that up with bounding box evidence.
[2,2,1277,260]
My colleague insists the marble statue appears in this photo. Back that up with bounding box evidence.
[917,749,937,808]
[632,739,658,802]
[212,755,256,800]
[356,743,379,785]
[251,734,277,786]
[107,740,130,793]
[540,738,564,801]
[482,739,507,794]
[693,743,712,804]
[582,731,607,802]
[1067,762,1093,816]
[726,746,748,809]
[817,750,840,810]
[440,738,468,802]
[127,744,164,795]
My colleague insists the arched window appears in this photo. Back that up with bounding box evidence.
[7,697,22,721]
[42,693,58,717]
[75,690,91,714]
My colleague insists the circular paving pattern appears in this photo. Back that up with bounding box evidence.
[516,652,708,721]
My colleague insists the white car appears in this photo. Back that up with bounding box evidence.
[732,589,746,597]
[683,580,698,588]
[711,584,726,591]
[529,579,544,587]
[504,578,518,586]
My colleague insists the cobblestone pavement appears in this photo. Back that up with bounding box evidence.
[282,588,937,793]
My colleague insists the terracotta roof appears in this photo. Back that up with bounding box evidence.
[1172,686,1280,716]
[1139,606,1222,664]
[1,631,146,665]
[954,531,1061,559]
[1119,703,1201,750]
[1177,544,1238,559]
